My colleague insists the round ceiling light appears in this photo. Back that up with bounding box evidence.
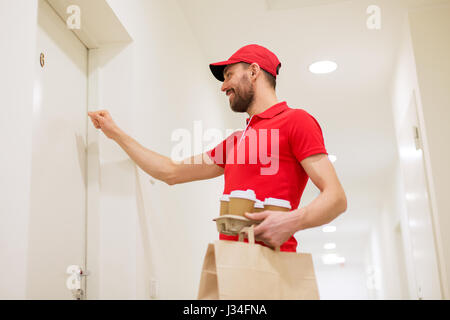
[309,60,338,74]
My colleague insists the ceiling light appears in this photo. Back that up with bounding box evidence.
[324,243,336,250]
[309,60,338,74]
[328,154,337,163]
[322,226,336,233]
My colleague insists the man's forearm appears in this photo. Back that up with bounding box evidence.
[292,190,347,232]
[113,129,174,184]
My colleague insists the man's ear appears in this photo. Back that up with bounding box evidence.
[249,63,260,77]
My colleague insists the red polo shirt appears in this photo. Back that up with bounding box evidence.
[207,101,328,252]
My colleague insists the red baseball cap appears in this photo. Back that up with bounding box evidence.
[209,44,281,82]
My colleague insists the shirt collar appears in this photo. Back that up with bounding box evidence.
[246,101,288,124]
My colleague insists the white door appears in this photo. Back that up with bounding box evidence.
[27,0,88,299]
[398,91,442,299]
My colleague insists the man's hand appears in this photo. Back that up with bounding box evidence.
[244,210,301,249]
[88,110,121,140]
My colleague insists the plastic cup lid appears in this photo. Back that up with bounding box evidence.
[220,194,230,202]
[229,189,256,201]
[263,197,291,209]
[254,200,264,208]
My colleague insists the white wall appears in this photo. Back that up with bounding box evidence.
[389,12,422,301]
[390,161,416,299]
[390,4,450,299]
[85,0,231,299]
[315,264,368,300]
[0,0,38,299]
[408,5,450,299]
[366,162,411,299]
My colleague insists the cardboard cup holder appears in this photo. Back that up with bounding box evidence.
[213,214,260,236]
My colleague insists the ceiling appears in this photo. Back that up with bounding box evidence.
[175,0,448,266]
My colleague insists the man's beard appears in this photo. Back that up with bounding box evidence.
[230,75,254,113]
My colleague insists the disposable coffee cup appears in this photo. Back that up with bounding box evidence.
[219,194,230,216]
[229,189,257,217]
[263,197,292,212]
[253,200,265,213]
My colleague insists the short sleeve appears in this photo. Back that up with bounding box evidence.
[289,109,328,162]
[206,131,242,168]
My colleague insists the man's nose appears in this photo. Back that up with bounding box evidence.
[221,81,228,92]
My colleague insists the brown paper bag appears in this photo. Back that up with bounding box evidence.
[197,226,320,300]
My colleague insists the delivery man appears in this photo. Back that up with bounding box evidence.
[88,44,347,252]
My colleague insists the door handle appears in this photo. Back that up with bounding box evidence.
[66,265,89,300]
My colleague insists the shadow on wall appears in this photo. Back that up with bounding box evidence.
[75,132,87,188]
[96,158,135,195]
[134,165,157,299]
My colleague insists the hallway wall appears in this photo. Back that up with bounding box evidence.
[0,0,38,299]
[390,4,450,299]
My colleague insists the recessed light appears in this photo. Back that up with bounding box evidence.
[328,154,337,163]
[324,243,336,250]
[309,60,338,74]
[322,226,336,233]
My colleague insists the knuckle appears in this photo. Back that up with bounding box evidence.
[260,230,269,240]
[257,225,266,234]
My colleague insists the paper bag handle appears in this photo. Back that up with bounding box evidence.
[239,225,255,244]
[239,226,280,252]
